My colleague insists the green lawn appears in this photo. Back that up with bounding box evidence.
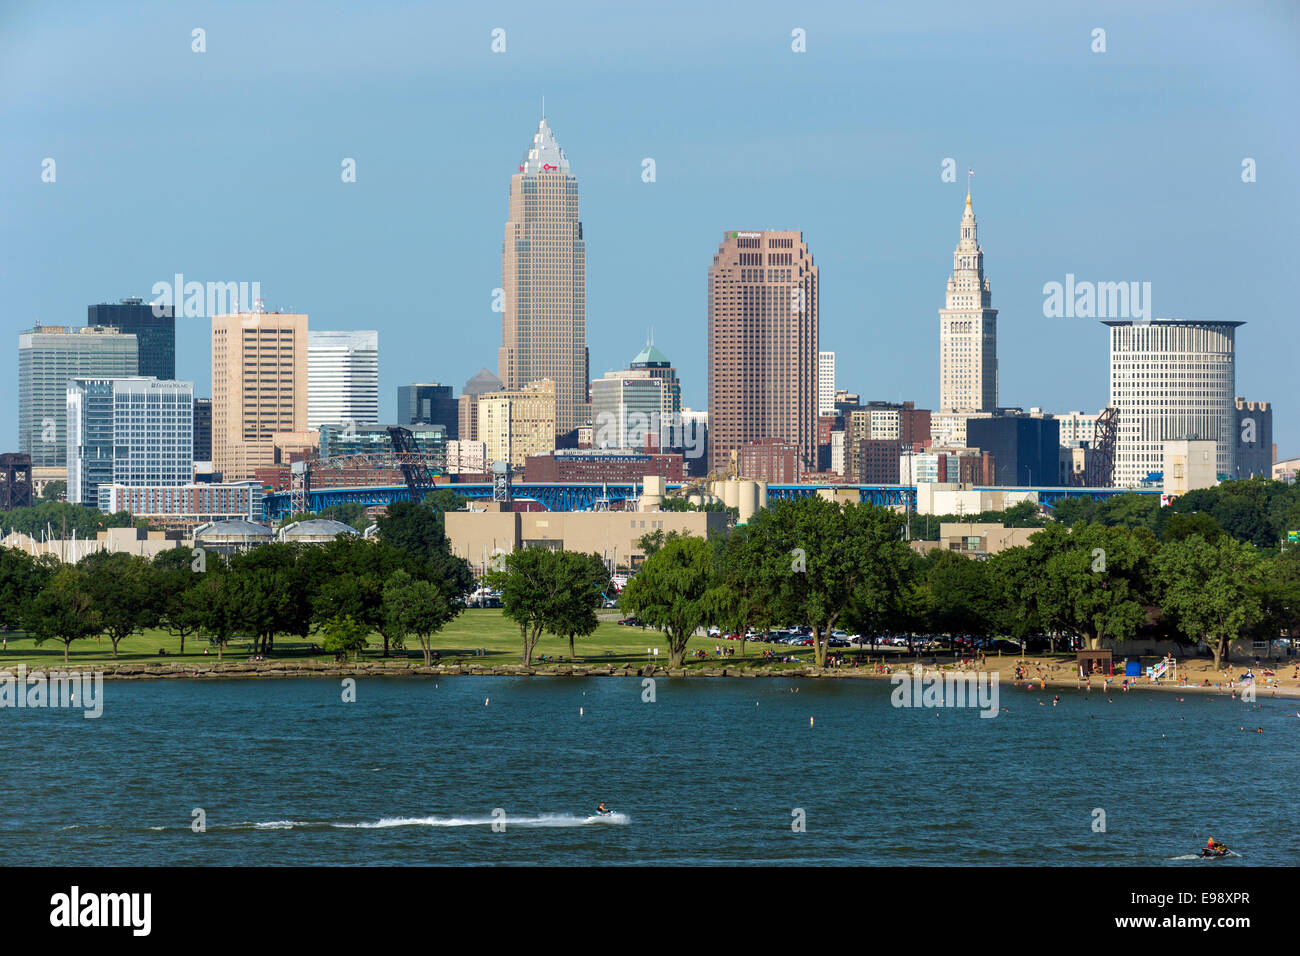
[0,609,871,670]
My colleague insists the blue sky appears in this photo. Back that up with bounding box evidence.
[3,0,1297,457]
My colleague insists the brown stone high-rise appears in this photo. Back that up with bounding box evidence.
[211,310,308,482]
[708,231,818,473]
[498,116,587,442]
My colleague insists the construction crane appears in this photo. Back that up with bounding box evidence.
[387,426,441,504]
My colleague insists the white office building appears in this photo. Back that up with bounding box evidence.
[307,330,379,430]
[818,351,836,416]
[67,377,194,507]
[1057,409,1103,446]
[1105,319,1240,488]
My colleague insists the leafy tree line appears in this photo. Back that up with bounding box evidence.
[1052,478,1300,550]
[1,501,145,539]
[618,496,1300,669]
[905,499,1048,540]
[0,499,473,664]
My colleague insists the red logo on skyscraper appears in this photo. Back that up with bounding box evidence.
[542,163,557,171]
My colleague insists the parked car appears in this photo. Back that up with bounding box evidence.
[618,617,642,627]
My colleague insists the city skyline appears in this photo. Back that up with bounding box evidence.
[2,1,1296,459]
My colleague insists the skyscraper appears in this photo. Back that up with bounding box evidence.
[708,230,819,473]
[478,379,557,470]
[458,368,503,443]
[211,310,308,482]
[591,374,667,451]
[628,341,683,418]
[590,341,685,452]
[307,330,378,430]
[18,325,139,468]
[1106,319,1240,487]
[938,192,998,414]
[193,398,213,462]
[67,377,194,507]
[87,298,176,380]
[397,383,458,438]
[818,351,836,416]
[1233,398,1272,479]
[498,116,587,439]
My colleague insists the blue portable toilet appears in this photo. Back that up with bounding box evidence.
[1124,658,1141,677]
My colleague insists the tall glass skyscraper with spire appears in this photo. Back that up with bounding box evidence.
[498,115,588,441]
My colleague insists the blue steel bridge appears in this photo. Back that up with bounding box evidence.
[262,482,1159,522]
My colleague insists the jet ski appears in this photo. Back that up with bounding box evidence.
[1198,845,1230,859]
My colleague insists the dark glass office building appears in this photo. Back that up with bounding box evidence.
[397,384,458,439]
[193,397,213,461]
[967,414,1061,487]
[87,297,176,380]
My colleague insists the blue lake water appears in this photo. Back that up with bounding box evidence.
[1,677,1295,866]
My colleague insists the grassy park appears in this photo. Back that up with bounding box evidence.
[0,609,825,670]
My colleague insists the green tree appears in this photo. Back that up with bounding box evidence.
[1155,535,1264,669]
[704,526,770,658]
[423,488,469,513]
[193,563,237,660]
[382,569,458,665]
[312,537,420,657]
[1160,510,1225,544]
[925,550,996,644]
[0,501,143,538]
[742,497,909,668]
[24,565,102,663]
[638,528,687,559]
[0,546,53,635]
[81,551,160,658]
[1037,523,1153,650]
[546,552,611,659]
[986,544,1044,643]
[225,543,316,655]
[376,500,450,561]
[321,614,370,661]
[1253,548,1300,643]
[489,548,566,665]
[619,535,714,667]
[152,547,208,655]
[39,480,66,502]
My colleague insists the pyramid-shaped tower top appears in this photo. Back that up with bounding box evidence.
[630,341,672,368]
[519,117,571,176]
